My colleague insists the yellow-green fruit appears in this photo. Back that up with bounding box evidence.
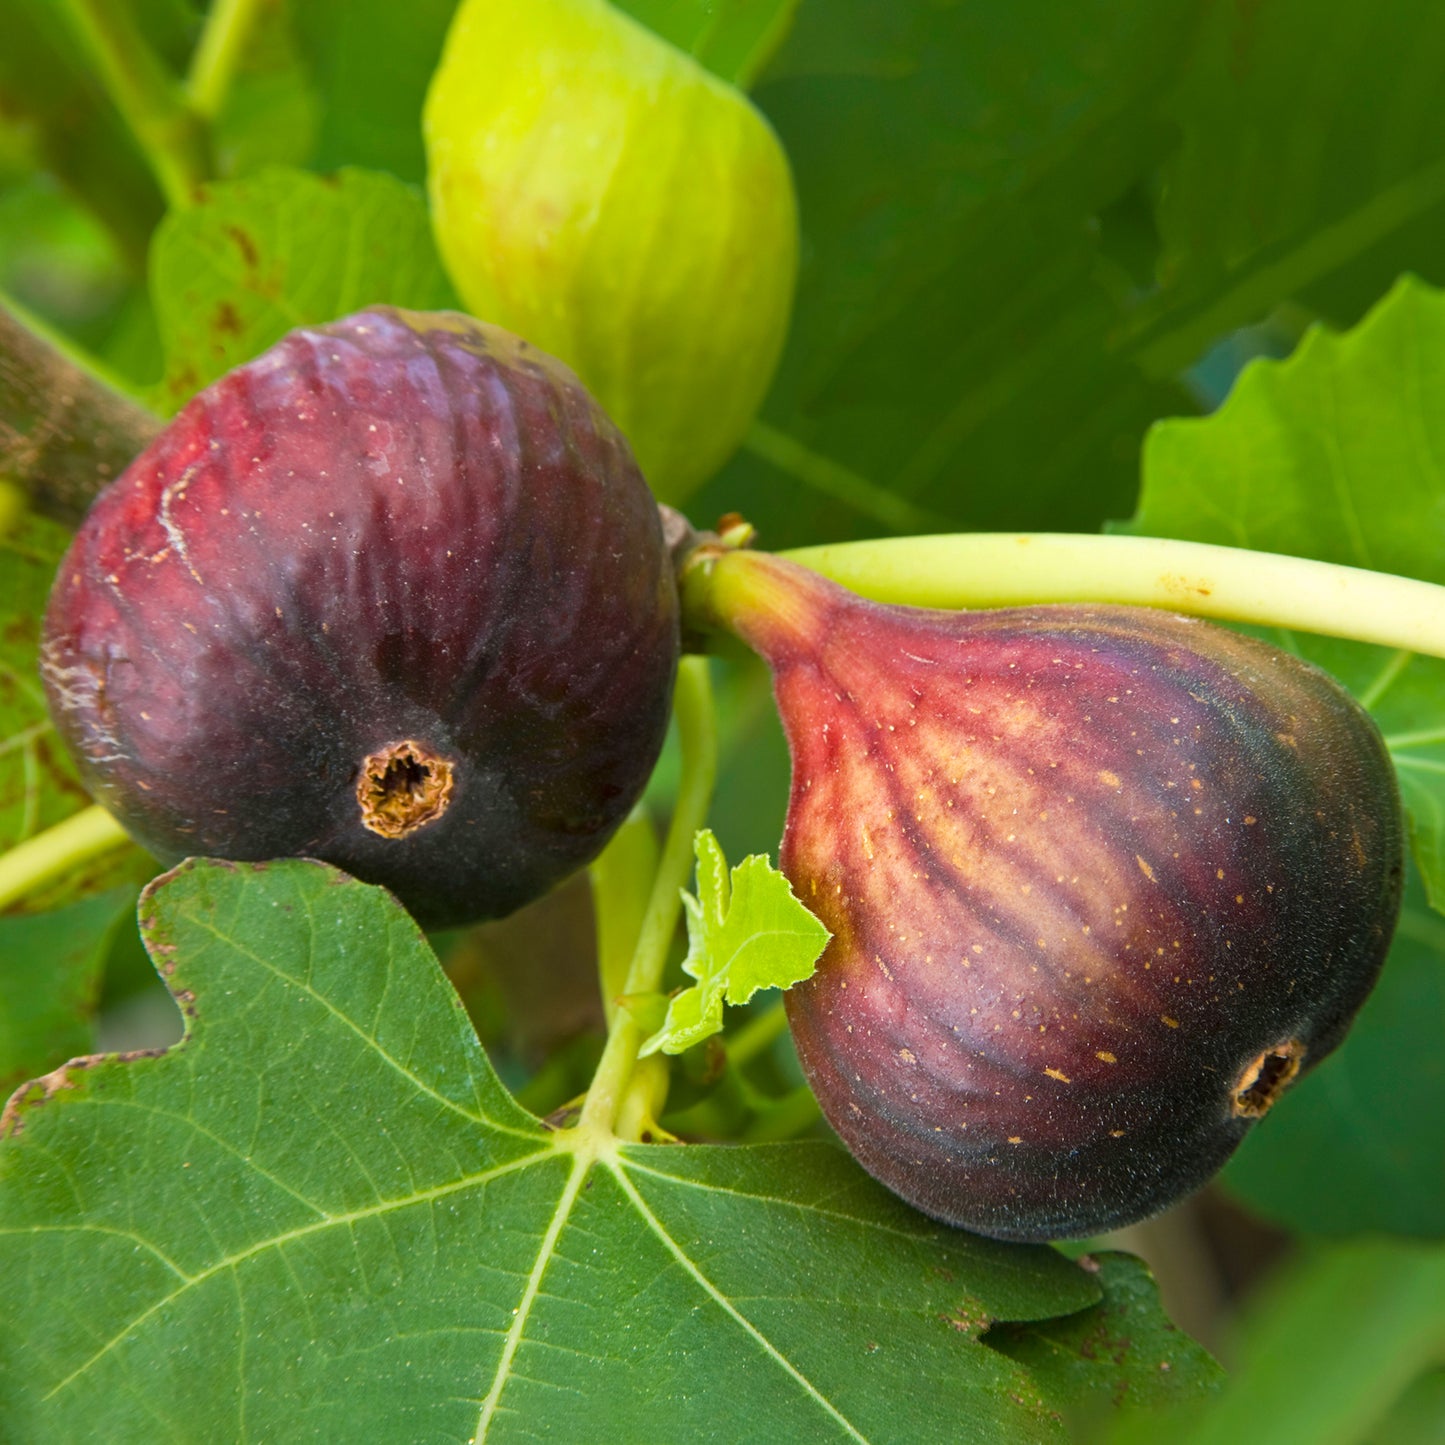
[424,0,798,502]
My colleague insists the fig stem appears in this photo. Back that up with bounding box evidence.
[573,658,718,1144]
[588,810,662,1028]
[0,805,132,913]
[779,532,1445,660]
[185,0,265,119]
[724,999,789,1068]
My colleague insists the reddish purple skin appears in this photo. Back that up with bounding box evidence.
[42,308,679,928]
[724,555,1402,1242]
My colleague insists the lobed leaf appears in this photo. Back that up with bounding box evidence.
[1125,276,1445,905]
[986,1252,1223,1427]
[0,858,1130,1440]
[642,830,830,1056]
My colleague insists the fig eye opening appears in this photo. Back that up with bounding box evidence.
[357,740,455,839]
[1232,1040,1304,1119]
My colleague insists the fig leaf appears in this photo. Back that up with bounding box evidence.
[0,857,1129,1440]
[149,166,455,412]
[642,830,830,1057]
[1125,273,1445,907]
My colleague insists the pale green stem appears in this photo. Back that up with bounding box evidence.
[783,533,1445,660]
[60,0,210,208]
[587,809,661,1027]
[725,999,788,1068]
[0,805,131,913]
[740,1085,821,1143]
[574,659,717,1142]
[186,0,265,119]
[0,482,25,539]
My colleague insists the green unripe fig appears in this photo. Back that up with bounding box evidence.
[424,0,798,502]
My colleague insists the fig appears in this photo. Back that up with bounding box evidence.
[41,307,679,929]
[424,0,799,502]
[692,548,1403,1241]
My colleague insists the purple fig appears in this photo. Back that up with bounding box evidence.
[694,548,1403,1241]
[42,308,678,928]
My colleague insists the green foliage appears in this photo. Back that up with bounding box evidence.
[612,0,800,87]
[641,830,829,1056]
[0,516,88,851]
[987,1253,1224,1427]
[1128,277,1445,904]
[0,887,133,1095]
[1133,276,1445,582]
[150,166,455,410]
[3,1,1445,1438]
[1142,1241,1445,1445]
[0,860,1112,1438]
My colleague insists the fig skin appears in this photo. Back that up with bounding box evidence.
[42,307,679,928]
[699,549,1403,1242]
[425,0,798,503]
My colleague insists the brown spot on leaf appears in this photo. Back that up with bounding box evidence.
[225,224,260,270]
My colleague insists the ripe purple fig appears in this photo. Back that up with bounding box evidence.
[42,308,679,928]
[693,548,1403,1241]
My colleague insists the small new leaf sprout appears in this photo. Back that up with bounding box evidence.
[640,829,831,1057]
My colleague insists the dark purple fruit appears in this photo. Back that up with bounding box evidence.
[698,549,1402,1241]
[42,307,678,928]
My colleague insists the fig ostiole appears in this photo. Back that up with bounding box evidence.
[42,307,680,929]
[690,547,1403,1241]
[424,0,799,503]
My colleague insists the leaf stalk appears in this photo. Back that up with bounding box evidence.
[573,658,717,1143]
[0,805,132,913]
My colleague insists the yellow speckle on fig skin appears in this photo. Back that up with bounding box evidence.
[700,550,1404,1242]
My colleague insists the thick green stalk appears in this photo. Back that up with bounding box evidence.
[0,806,131,913]
[781,533,1445,660]
[186,0,265,119]
[587,810,661,1028]
[573,658,717,1143]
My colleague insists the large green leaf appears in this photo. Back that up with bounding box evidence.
[1137,0,1445,373]
[1131,275,1445,582]
[693,0,1202,547]
[0,858,1132,1439]
[292,0,461,185]
[1124,276,1445,904]
[987,1253,1223,1430]
[0,888,133,1096]
[149,166,456,410]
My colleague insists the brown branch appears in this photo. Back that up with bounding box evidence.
[0,302,162,526]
